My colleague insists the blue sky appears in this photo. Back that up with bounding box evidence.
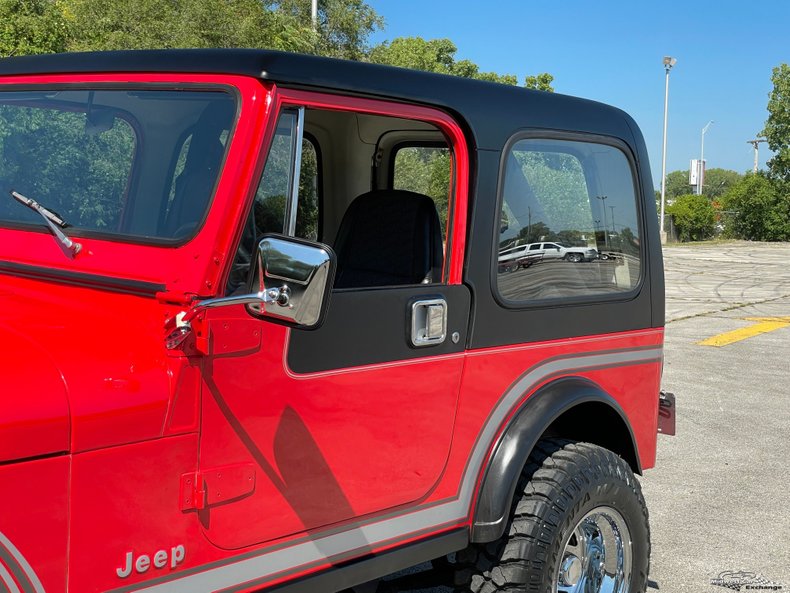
[366,0,789,188]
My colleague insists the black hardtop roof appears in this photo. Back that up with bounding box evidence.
[0,49,639,151]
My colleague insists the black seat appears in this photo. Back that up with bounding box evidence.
[163,100,234,238]
[333,189,443,289]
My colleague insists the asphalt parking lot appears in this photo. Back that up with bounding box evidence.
[643,242,790,592]
[370,241,790,593]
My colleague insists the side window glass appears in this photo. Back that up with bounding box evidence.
[392,145,451,241]
[497,138,641,302]
[295,137,319,241]
[226,110,301,294]
[251,111,300,236]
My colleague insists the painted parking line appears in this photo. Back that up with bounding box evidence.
[698,316,790,347]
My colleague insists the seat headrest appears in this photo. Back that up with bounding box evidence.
[333,189,443,289]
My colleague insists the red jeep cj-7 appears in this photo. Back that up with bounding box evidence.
[0,50,673,593]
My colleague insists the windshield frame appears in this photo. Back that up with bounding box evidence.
[0,82,241,247]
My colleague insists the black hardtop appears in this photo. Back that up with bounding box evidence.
[0,49,641,151]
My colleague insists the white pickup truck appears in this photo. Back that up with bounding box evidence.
[498,241,599,271]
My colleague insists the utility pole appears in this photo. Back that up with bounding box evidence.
[747,138,767,173]
[311,0,318,32]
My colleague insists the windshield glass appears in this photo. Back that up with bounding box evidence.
[0,88,236,242]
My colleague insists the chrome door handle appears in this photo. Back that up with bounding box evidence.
[411,298,447,347]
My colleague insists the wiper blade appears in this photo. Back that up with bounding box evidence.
[9,190,81,258]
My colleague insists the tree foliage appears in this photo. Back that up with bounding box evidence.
[661,168,741,202]
[524,73,554,92]
[369,37,514,84]
[666,193,715,242]
[763,63,790,183]
[368,36,553,90]
[0,0,382,56]
[702,168,742,198]
[722,174,790,241]
[0,0,68,57]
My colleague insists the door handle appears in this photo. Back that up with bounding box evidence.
[410,298,447,347]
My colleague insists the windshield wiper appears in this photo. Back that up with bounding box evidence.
[9,191,81,258]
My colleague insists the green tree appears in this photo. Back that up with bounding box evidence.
[0,0,69,56]
[702,168,742,198]
[722,174,790,241]
[62,0,377,54]
[663,169,693,201]
[666,193,715,242]
[763,63,790,183]
[659,168,741,202]
[264,0,382,59]
[369,36,552,89]
[524,73,554,92]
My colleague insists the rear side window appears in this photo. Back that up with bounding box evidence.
[392,144,451,236]
[497,137,641,303]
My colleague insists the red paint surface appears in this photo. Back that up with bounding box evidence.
[0,456,69,593]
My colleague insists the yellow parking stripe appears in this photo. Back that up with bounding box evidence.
[698,316,790,347]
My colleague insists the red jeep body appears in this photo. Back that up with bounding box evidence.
[0,50,664,593]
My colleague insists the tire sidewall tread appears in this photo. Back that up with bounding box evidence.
[454,439,650,593]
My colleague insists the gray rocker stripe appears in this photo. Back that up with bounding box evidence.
[114,345,662,593]
[0,562,19,593]
[0,531,44,593]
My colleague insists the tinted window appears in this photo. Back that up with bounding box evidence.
[0,89,236,241]
[497,138,641,302]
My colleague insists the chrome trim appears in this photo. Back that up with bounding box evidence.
[283,107,305,237]
[410,298,447,347]
[556,506,632,593]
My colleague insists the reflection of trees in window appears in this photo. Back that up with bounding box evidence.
[253,134,319,240]
[0,106,135,230]
[514,150,593,236]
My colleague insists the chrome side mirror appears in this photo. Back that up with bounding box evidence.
[169,235,335,349]
[246,235,335,328]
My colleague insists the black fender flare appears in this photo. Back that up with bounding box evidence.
[470,377,640,543]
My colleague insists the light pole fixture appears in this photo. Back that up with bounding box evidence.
[659,56,676,245]
[698,120,714,195]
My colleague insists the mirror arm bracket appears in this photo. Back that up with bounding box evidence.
[165,287,290,351]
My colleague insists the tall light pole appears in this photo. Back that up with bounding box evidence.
[660,56,677,245]
[698,120,713,195]
[610,205,616,235]
[747,138,767,173]
[311,0,318,32]
[596,195,609,247]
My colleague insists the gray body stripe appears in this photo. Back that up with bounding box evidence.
[0,562,20,593]
[0,532,43,593]
[119,346,662,593]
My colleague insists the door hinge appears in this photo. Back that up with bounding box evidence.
[179,463,256,511]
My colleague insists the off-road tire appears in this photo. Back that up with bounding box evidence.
[452,439,650,593]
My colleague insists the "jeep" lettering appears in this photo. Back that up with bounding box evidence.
[116,545,185,578]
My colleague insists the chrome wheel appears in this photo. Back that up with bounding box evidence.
[556,506,632,593]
